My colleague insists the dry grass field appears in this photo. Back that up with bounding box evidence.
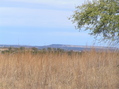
[0,49,119,89]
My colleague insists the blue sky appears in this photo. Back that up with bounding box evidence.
[0,0,106,46]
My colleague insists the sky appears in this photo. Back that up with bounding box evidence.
[0,0,107,46]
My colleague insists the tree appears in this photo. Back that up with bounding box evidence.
[70,0,119,45]
[20,47,25,51]
[8,47,12,51]
[32,47,38,53]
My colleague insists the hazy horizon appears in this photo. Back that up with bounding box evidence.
[0,0,108,47]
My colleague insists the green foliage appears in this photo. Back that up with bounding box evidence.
[70,0,119,44]
[20,47,25,51]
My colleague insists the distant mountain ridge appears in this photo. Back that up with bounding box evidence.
[0,44,118,51]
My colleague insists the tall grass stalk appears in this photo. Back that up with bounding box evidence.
[0,50,118,89]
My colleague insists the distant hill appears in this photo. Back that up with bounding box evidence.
[0,44,118,51]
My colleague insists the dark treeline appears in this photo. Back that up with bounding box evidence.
[0,47,83,55]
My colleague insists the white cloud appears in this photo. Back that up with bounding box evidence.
[0,0,86,27]
[0,7,73,27]
[45,32,90,37]
[4,0,83,5]
[1,0,85,10]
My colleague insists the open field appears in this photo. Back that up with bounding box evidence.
[0,50,119,89]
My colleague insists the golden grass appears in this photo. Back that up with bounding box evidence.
[0,50,119,89]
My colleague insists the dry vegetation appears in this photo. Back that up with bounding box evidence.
[0,49,119,89]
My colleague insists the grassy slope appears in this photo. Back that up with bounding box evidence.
[0,50,119,89]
